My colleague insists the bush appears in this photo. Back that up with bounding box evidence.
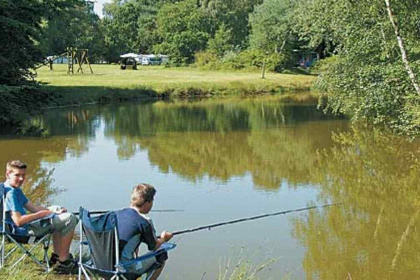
[194,51,220,69]
[0,85,57,132]
[194,49,291,72]
[314,56,420,136]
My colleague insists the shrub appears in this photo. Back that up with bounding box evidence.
[194,51,221,69]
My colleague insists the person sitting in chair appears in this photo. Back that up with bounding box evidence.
[116,183,173,280]
[2,160,78,273]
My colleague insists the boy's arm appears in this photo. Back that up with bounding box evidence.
[155,231,173,250]
[24,201,49,213]
[10,209,53,227]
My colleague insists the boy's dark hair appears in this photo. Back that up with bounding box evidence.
[131,183,156,208]
[6,160,27,172]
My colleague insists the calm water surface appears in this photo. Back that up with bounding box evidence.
[0,95,419,280]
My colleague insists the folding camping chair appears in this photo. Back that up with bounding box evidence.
[78,207,176,280]
[0,183,54,271]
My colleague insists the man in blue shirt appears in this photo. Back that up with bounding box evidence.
[116,183,173,280]
[2,160,78,273]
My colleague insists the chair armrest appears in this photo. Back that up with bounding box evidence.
[117,242,177,267]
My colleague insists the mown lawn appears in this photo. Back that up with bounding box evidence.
[35,64,316,105]
[36,64,315,91]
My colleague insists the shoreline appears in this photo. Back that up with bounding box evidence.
[1,65,316,134]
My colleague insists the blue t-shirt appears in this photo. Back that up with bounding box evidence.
[3,183,29,233]
[115,208,157,252]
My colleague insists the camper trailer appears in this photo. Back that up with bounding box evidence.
[141,54,162,65]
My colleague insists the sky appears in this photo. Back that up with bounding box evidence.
[94,0,111,18]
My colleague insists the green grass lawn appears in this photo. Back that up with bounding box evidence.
[35,64,316,105]
[37,64,315,91]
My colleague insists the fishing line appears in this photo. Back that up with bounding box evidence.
[172,203,338,236]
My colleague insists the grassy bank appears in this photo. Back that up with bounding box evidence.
[36,64,315,105]
[1,65,315,133]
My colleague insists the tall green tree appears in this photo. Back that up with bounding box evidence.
[206,24,234,57]
[154,0,215,64]
[199,0,263,49]
[0,0,80,85]
[41,3,105,62]
[295,0,420,135]
[249,0,296,54]
[103,0,162,62]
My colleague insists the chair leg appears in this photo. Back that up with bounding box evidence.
[7,234,50,272]
[42,236,51,270]
[0,234,5,268]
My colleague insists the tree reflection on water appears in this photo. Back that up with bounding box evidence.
[292,127,420,280]
[1,97,419,278]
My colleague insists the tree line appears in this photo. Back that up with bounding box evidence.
[0,0,419,135]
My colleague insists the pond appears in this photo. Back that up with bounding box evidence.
[0,95,419,280]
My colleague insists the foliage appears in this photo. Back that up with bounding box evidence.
[41,3,105,62]
[222,49,290,72]
[102,0,161,62]
[217,258,277,280]
[298,0,420,135]
[199,0,263,49]
[154,0,215,65]
[207,24,235,58]
[249,0,295,54]
[194,51,220,69]
[0,0,81,85]
[0,85,57,132]
[0,0,44,84]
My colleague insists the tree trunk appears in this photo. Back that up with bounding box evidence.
[384,0,420,95]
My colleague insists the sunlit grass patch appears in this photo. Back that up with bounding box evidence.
[35,64,315,103]
[217,258,280,280]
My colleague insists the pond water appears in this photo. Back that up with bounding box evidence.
[0,95,419,280]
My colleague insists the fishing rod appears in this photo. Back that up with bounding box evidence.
[172,203,337,236]
[72,209,184,215]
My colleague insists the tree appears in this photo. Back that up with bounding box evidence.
[384,0,420,95]
[249,0,291,53]
[41,3,105,62]
[154,0,215,64]
[295,0,420,135]
[207,24,234,57]
[0,0,80,85]
[0,0,45,85]
[103,0,161,62]
[199,0,263,49]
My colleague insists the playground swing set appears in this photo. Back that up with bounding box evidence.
[41,47,93,74]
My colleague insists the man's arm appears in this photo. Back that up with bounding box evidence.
[10,209,53,227]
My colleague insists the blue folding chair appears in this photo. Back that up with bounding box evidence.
[78,207,176,280]
[0,183,54,271]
